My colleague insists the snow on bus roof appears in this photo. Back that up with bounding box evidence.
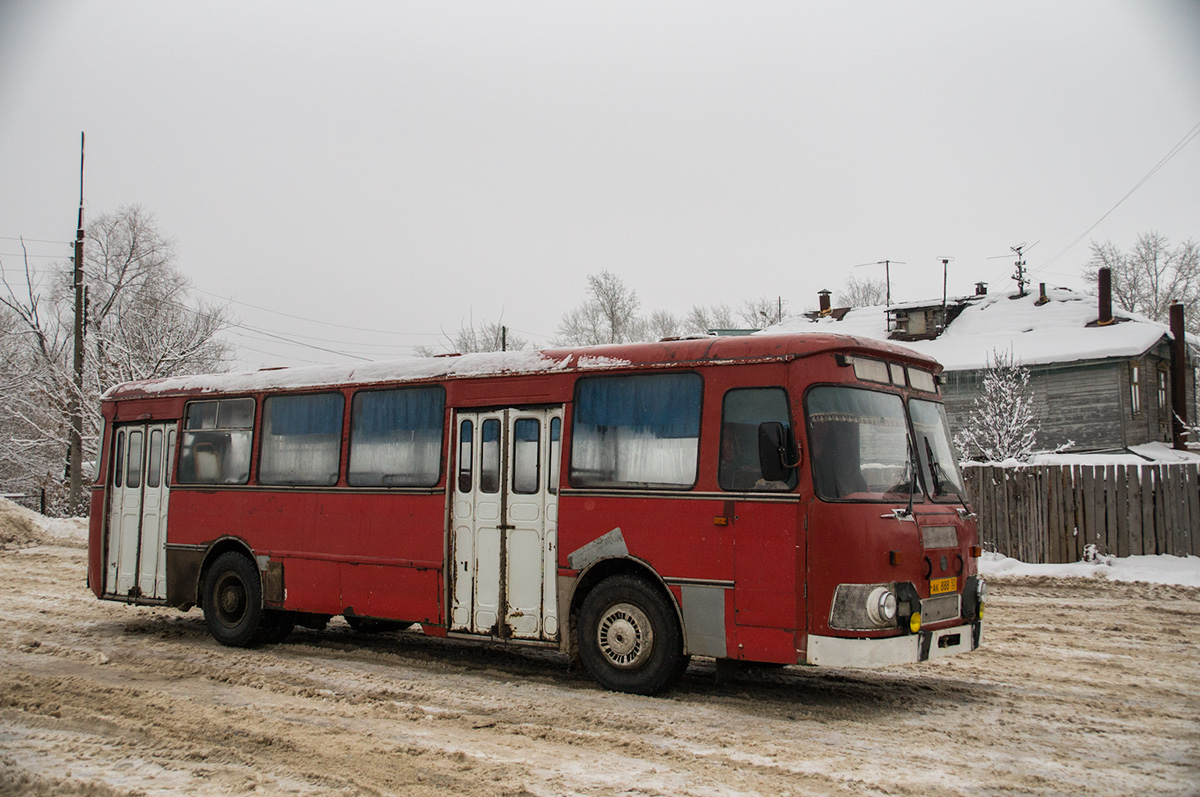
[768,287,1176,372]
[102,350,589,400]
[101,332,937,401]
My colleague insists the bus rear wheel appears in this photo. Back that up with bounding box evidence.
[579,575,687,695]
[202,552,265,648]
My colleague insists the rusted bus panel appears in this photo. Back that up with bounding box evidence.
[165,546,204,608]
[262,558,284,605]
[87,486,107,598]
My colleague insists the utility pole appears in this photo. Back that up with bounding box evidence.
[67,132,86,509]
[1011,243,1029,297]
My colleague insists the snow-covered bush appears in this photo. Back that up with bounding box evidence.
[954,349,1039,462]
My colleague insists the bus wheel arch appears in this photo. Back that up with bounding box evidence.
[570,558,689,695]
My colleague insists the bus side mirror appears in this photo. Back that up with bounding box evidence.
[758,422,798,482]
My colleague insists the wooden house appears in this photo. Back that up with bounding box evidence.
[786,281,1196,454]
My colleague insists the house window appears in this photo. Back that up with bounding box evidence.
[1129,363,1142,416]
[1158,368,1170,427]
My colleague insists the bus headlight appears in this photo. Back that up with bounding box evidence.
[829,584,902,630]
[867,586,897,626]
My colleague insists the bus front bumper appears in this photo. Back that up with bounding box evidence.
[806,622,981,668]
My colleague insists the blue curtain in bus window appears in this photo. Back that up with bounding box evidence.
[260,393,344,485]
[349,387,445,486]
[571,373,701,488]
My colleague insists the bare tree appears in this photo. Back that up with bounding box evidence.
[0,207,235,514]
[414,316,529,356]
[739,296,787,328]
[1083,232,1200,332]
[836,276,888,307]
[682,304,736,334]
[556,271,647,345]
[645,309,683,341]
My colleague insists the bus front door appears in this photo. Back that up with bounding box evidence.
[105,422,176,601]
[451,408,562,642]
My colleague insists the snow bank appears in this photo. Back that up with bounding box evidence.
[980,550,1200,587]
[0,497,88,549]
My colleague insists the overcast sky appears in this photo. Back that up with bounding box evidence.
[2,1,1198,369]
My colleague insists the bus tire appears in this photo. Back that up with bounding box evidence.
[202,552,265,648]
[579,575,686,695]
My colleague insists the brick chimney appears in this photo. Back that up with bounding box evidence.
[1170,302,1188,450]
[1098,267,1113,325]
[818,289,831,315]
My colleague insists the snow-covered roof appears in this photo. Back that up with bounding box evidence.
[103,332,937,401]
[770,287,1175,371]
[101,350,595,401]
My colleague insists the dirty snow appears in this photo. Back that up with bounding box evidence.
[2,498,1198,795]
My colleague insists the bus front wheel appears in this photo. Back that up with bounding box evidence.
[579,575,687,695]
[202,552,265,647]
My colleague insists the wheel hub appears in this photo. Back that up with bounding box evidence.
[598,602,654,669]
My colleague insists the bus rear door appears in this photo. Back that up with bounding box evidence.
[105,422,176,601]
[451,408,562,641]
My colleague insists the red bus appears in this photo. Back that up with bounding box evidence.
[88,332,984,694]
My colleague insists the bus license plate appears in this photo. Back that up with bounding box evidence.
[930,577,957,595]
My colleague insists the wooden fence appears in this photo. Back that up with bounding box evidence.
[963,463,1200,563]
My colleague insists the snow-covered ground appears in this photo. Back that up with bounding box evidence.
[3,498,1199,794]
[981,550,1200,588]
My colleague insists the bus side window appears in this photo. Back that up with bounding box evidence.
[458,420,473,493]
[348,386,445,487]
[178,398,254,485]
[570,373,702,489]
[147,429,163,489]
[126,431,143,489]
[260,393,344,486]
[719,388,796,491]
[512,418,540,494]
[548,417,561,494]
[114,430,125,488]
[480,419,500,494]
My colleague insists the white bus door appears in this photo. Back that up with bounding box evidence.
[451,408,562,641]
[106,423,175,600]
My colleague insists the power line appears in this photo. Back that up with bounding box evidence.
[0,236,73,245]
[1034,119,1200,274]
[191,285,442,338]
[0,253,71,260]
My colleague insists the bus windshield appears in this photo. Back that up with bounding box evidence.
[806,386,915,501]
[910,398,968,501]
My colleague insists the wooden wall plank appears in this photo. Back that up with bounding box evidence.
[1185,463,1195,556]
[1080,463,1089,564]
[1128,466,1144,556]
[1115,465,1130,558]
[1155,466,1169,555]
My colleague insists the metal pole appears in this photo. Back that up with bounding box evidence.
[68,132,86,508]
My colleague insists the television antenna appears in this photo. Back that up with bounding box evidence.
[987,241,1039,296]
[851,259,906,306]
